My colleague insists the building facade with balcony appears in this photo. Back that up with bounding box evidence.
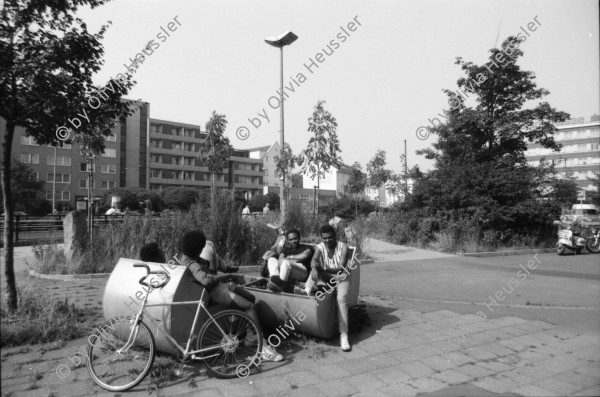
[148,119,263,198]
[1,102,149,211]
[524,114,600,192]
[1,102,264,212]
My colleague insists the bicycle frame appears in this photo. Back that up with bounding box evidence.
[120,282,230,361]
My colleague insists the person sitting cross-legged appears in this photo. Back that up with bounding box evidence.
[179,230,283,362]
[266,229,312,293]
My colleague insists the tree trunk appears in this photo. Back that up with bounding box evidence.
[2,121,18,312]
[211,172,215,208]
[316,175,320,220]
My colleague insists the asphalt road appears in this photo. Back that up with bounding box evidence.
[361,251,600,336]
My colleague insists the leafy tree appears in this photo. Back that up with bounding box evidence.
[0,160,45,214]
[588,173,600,207]
[321,195,375,220]
[413,36,569,234]
[161,187,198,211]
[367,150,392,210]
[248,192,280,212]
[103,188,163,213]
[545,173,579,207]
[300,100,342,217]
[344,161,367,218]
[291,173,303,188]
[274,143,300,208]
[198,111,232,205]
[0,0,134,311]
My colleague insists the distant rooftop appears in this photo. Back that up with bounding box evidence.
[554,114,600,127]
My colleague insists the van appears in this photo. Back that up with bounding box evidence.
[572,204,599,216]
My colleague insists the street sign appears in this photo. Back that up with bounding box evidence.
[577,190,586,201]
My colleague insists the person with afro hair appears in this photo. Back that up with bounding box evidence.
[179,230,283,362]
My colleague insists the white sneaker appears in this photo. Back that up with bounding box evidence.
[261,342,283,362]
[340,333,351,352]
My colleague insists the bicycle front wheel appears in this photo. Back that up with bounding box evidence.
[87,316,155,391]
[197,310,263,379]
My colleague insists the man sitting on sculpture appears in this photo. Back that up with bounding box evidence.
[266,229,312,293]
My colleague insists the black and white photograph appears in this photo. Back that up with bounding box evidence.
[1,0,599,396]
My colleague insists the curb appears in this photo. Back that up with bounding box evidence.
[458,248,556,257]
[28,269,111,281]
[28,265,263,280]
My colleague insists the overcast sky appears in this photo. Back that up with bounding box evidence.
[77,0,599,173]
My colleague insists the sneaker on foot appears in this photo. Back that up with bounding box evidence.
[260,343,283,362]
[293,286,308,296]
[340,333,351,352]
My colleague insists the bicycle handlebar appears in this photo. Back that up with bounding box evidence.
[133,263,170,289]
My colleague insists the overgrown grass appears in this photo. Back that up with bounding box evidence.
[35,191,279,274]
[349,210,556,253]
[0,281,98,347]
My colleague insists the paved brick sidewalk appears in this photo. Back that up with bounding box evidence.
[2,282,600,397]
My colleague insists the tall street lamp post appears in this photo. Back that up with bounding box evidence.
[265,30,298,223]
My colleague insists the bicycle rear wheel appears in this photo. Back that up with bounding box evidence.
[197,310,262,379]
[87,316,155,391]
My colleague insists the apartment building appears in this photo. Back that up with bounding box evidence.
[1,102,149,211]
[247,142,282,190]
[148,119,263,198]
[1,102,264,211]
[365,178,414,207]
[525,114,600,191]
[301,163,353,198]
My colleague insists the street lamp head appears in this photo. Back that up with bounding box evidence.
[264,31,298,47]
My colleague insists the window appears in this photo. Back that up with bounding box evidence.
[184,129,194,137]
[103,148,116,158]
[150,169,161,178]
[79,179,95,189]
[184,172,194,181]
[591,143,599,151]
[172,128,182,136]
[80,163,96,172]
[47,191,70,200]
[101,180,116,190]
[150,124,162,134]
[150,139,162,148]
[173,171,182,180]
[106,134,117,142]
[21,136,38,145]
[47,155,71,166]
[101,164,116,174]
[173,157,181,165]
[172,142,182,150]
[184,157,194,166]
[48,173,71,183]
[21,153,39,164]
[150,155,162,163]
[184,143,194,151]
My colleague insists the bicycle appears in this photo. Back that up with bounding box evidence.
[86,263,263,391]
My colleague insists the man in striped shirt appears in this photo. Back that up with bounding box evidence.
[304,224,352,352]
